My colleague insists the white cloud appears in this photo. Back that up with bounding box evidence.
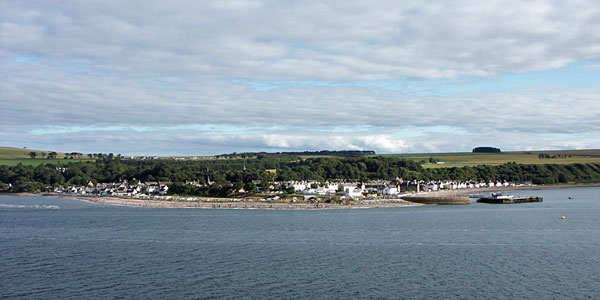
[3,1,600,80]
[2,0,600,154]
[0,22,46,49]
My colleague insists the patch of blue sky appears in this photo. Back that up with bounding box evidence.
[29,125,153,135]
[441,60,600,95]
[235,61,600,96]
[390,125,465,137]
[28,124,265,135]
[11,53,102,76]
[12,54,43,65]
[62,61,88,73]
[164,124,262,134]
[27,123,464,137]
[313,125,375,133]
[537,131,600,140]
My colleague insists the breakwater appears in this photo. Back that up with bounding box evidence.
[402,195,471,205]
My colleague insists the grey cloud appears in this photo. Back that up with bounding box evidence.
[3,1,600,80]
[2,55,600,135]
[2,0,600,155]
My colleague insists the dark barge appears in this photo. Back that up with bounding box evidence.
[477,194,543,204]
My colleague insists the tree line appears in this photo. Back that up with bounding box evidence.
[28,152,120,160]
[2,155,600,194]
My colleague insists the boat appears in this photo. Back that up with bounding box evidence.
[477,193,543,204]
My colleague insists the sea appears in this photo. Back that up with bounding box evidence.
[1,187,600,299]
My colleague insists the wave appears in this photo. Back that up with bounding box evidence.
[0,204,60,209]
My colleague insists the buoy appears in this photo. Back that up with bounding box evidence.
[561,216,566,219]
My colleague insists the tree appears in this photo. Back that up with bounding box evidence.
[29,152,37,160]
[473,147,501,153]
[244,181,256,193]
[232,181,244,193]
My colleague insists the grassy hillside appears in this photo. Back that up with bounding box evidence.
[381,149,600,168]
[0,147,94,166]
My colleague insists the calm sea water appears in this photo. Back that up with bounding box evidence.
[1,187,600,299]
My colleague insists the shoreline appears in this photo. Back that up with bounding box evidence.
[5,192,422,210]
[3,183,598,210]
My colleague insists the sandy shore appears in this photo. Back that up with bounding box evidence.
[79,197,423,210]
[15,193,420,210]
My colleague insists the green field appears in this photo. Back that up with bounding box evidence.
[0,147,95,166]
[4,146,600,168]
[380,149,600,168]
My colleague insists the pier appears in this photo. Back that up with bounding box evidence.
[477,195,543,204]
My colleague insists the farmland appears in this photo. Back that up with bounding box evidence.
[0,147,94,166]
[381,149,600,168]
[3,146,600,168]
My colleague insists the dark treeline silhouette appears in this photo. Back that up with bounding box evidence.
[472,147,501,153]
[217,150,375,158]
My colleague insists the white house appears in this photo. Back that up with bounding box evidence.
[344,184,364,198]
[383,185,400,195]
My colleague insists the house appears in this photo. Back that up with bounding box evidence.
[146,182,160,193]
[159,185,169,195]
[344,184,364,198]
[382,185,400,195]
[287,181,309,192]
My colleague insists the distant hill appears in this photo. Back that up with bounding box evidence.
[217,150,376,159]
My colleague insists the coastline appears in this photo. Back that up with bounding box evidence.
[5,192,421,210]
[3,183,598,210]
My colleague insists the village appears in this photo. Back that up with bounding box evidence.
[43,177,534,203]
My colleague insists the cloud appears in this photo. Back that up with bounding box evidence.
[2,0,600,155]
[3,1,600,80]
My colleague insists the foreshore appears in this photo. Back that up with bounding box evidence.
[8,192,421,210]
[5,183,598,210]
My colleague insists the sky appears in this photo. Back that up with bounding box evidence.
[2,0,600,156]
